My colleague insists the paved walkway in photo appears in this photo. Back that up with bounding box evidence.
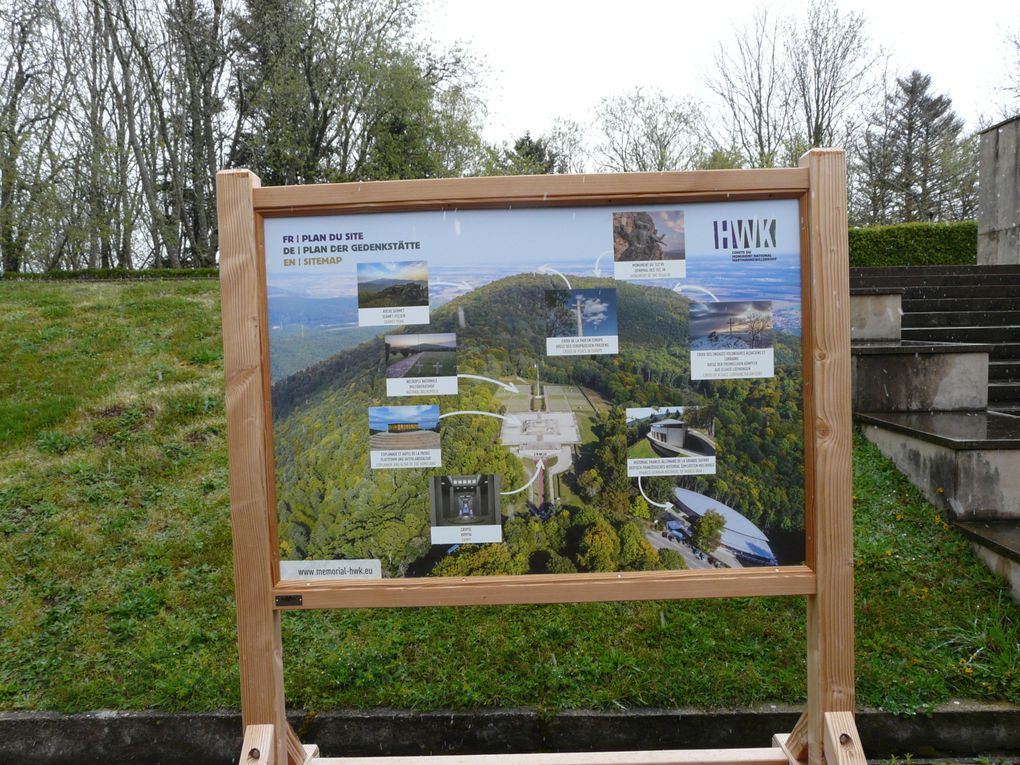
[386,352,424,378]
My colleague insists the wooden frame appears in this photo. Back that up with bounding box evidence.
[216,150,856,765]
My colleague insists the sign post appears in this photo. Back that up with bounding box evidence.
[216,150,859,765]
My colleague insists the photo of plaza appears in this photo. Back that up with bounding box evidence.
[368,405,440,451]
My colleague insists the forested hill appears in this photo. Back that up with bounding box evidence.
[271,274,693,420]
[270,273,806,572]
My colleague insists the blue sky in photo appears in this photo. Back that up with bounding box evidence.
[368,405,440,432]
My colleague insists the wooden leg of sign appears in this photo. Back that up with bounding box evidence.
[823,712,867,765]
[218,168,296,765]
[800,148,855,765]
[287,723,316,764]
[240,724,276,765]
[773,710,808,764]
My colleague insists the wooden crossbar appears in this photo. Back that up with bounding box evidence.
[312,751,791,765]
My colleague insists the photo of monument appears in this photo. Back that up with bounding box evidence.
[690,301,774,350]
[612,210,685,262]
[545,288,618,339]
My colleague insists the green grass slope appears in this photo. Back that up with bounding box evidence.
[0,280,1017,714]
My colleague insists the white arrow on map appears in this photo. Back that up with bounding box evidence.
[439,410,522,427]
[536,265,572,290]
[429,279,473,290]
[592,250,612,278]
[638,475,673,510]
[457,374,519,394]
[500,459,545,496]
[672,283,720,302]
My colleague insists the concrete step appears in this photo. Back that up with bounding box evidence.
[953,520,1020,603]
[989,381,1020,402]
[901,310,1020,328]
[903,296,1020,312]
[898,284,1020,299]
[857,411,1020,520]
[854,275,1020,289]
[989,343,1020,361]
[851,340,990,412]
[852,264,1020,277]
[989,360,1020,380]
[902,325,1020,344]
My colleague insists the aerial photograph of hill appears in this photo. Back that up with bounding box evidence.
[261,200,804,578]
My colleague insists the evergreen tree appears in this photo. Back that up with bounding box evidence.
[852,71,976,225]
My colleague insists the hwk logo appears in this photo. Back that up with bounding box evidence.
[713,218,777,250]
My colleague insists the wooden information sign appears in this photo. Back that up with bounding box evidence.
[216,149,860,765]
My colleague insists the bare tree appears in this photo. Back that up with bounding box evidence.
[544,117,589,174]
[745,311,772,349]
[0,0,485,272]
[593,88,703,173]
[1004,29,1020,113]
[707,6,792,168]
[786,0,880,149]
[0,0,68,273]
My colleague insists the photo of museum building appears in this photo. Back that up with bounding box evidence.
[647,419,716,458]
[670,487,778,567]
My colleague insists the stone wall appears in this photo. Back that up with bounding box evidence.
[978,114,1020,265]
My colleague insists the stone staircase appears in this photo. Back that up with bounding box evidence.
[850,264,1020,416]
[849,264,1020,603]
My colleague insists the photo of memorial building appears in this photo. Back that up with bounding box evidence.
[626,406,716,460]
[670,487,779,567]
[646,419,716,458]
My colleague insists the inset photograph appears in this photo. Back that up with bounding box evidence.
[669,487,780,568]
[613,210,685,279]
[357,260,430,327]
[429,474,503,544]
[689,301,775,380]
[368,405,442,469]
[625,406,717,477]
[384,333,458,396]
[545,288,619,356]
[690,300,773,350]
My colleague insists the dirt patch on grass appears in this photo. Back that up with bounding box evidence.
[185,429,211,444]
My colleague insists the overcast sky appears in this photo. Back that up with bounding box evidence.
[423,0,1019,145]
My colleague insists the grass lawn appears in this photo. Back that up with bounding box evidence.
[627,438,659,459]
[1,280,1018,714]
[396,350,457,378]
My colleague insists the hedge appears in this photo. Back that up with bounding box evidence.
[0,266,219,281]
[848,220,977,268]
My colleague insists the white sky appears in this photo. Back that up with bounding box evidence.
[422,0,1019,145]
